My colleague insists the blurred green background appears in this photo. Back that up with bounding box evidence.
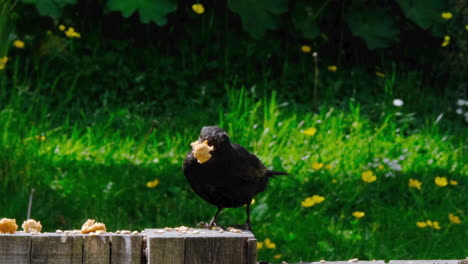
[0,0,467,263]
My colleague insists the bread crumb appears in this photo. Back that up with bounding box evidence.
[22,219,42,233]
[0,218,18,234]
[81,219,106,234]
[191,140,214,163]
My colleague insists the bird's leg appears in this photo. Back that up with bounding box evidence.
[244,201,252,231]
[208,207,223,229]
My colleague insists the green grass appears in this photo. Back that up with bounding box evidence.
[0,70,466,263]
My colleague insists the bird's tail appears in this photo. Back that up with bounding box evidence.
[266,170,289,178]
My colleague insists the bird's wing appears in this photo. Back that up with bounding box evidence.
[231,143,269,182]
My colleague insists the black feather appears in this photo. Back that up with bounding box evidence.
[183,126,288,230]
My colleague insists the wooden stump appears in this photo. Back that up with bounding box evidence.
[31,233,83,264]
[110,234,143,264]
[0,234,31,264]
[146,228,256,264]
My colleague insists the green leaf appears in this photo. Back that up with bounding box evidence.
[107,0,177,25]
[396,0,445,35]
[228,0,288,39]
[292,2,320,39]
[345,6,399,50]
[20,0,76,17]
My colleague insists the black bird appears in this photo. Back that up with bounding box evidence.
[183,126,287,230]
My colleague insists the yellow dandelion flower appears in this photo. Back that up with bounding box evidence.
[466,25,468,31]
[441,12,453,20]
[250,198,255,205]
[301,197,315,207]
[441,35,450,47]
[13,40,25,49]
[361,170,377,183]
[408,178,422,190]
[65,27,81,38]
[328,65,337,72]
[426,220,433,227]
[377,164,384,170]
[312,162,323,170]
[311,195,325,204]
[376,72,385,78]
[301,195,325,207]
[302,127,317,136]
[257,241,264,249]
[0,56,7,70]
[434,176,448,187]
[416,221,427,228]
[274,254,282,259]
[301,45,312,53]
[449,180,458,186]
[34,135,47,141]
[146,179,160,188]
[192,3,205,14]
[432,221,441,230]
[332,179,337,183]
[325,164,333,170]
[449,213,461,224]
[352,211,365,218]
[264,238,276,249]
[59,24,66,31]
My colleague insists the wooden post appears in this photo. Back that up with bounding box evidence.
[146,228,256,264]
[0,234,31,264]
[110,234,143,264]
[83,235,110,264]
[30,233,83,264]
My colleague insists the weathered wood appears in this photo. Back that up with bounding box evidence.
[301,261,386,264]
[30,233,83,264]
[292,261,462,264]
[110,234,143,264]
[388,261,461,264]
[185,236,246,264]
[0,234,31,264]
[145,228,255,264]
[1,232,463,264]
[83,235,110,264]
[247,238,257,264]
[148,235,185,264]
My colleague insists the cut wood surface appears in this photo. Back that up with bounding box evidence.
[145,228,256,264]
[0,232,465,264]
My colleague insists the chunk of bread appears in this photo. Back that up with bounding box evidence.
[0,218,18,234]
[191,140,214,164]
[81,219,106,234]
[22,219,42,233]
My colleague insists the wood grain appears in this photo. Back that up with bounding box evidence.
[30,233,83,264]
[110,234,143,264]
[0,234,31,264]
[83,235,110,264]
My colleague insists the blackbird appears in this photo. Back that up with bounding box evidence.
[183,126,287,230]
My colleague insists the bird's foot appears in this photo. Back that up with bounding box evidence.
[196,220,218,230]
